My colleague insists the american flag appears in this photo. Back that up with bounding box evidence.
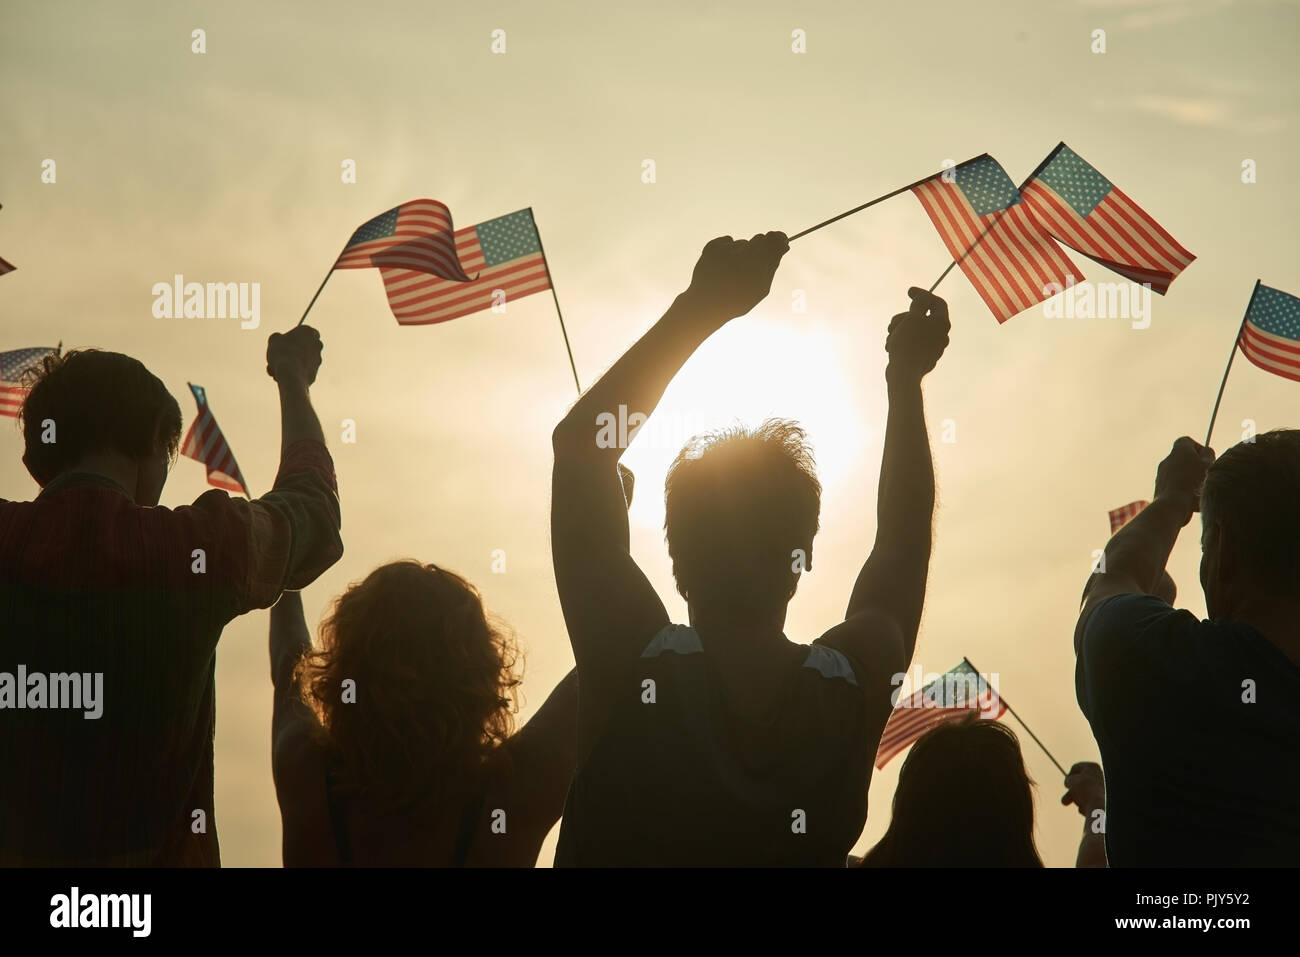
[333,198,473,282]
[875,660,1006,769]
[1108,500,1149,534]
[0,346,59,418]
[1238,282,1300,383]
[377,208,553,325]
[0,255,14,277]
[914,155,1083,323]
[180,383,248,496]
[1020,143,1195,295]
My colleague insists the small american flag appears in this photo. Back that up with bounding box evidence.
[0,255,14,277]
[914,155,1083,323]
[1020,143,1195,295]
[333,198,473,282]
[0,346,59,418]
[875,660,1006,768]
[1108,500,1149,534]
[1238,283,1300,383]
[181,383,248,496]
[377,208,553,325]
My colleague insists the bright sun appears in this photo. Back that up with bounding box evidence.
[619,314,877,523]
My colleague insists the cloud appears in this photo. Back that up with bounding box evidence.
[1127,94,1285,133]
[1077,0,1235,30]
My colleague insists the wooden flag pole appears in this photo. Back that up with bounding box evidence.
[963,657,1068,777]
[1204,280,1259,448]
[789,155,990,242]
[531,210,582,395]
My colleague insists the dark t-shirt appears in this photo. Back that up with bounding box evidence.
[1076,594,1300,866]
[555,624,878,867]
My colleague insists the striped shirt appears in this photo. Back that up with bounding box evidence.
[0,440,343,865]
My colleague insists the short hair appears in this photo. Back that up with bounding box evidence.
[664,419,821,617]
[1201,429,1300,596]
[860,715,1043,867]
[19,350,182,485]
[294,561,521,812]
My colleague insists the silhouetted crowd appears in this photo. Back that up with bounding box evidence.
[3,233,1298,867]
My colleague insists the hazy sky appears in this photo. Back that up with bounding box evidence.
[2,0,1297,866]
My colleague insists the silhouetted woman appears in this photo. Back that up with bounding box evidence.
[269,562,577,866]
[858,715,1045,867]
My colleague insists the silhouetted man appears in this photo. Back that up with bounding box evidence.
[1076,432,1300,865]
[0,326,343,865]
[550,233,950,865]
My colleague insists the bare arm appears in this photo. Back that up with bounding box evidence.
[268,589,338,866]
[1074,437,1214,654]
[498,668,579,862]
[550,233,789,759]
[1062,761,1108,868]
[269,590,318,755]
[267,327,327,452]
[823,288,949,672]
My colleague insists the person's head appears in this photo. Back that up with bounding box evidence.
[1199,429,1300,619]
[861,715,1043,867]
[19,350,181,505]
[664,419,821,623]
[294,561,521,810]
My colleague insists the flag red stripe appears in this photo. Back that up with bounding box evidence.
[1108,187,1195,264]
[914,184,1020,320]
[1242,321,1300,358]
[927,184,1036,314]
[383,256,547,306]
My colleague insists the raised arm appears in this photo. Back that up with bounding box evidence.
[269,590,317,756]
[1074,437,1214,654]
[267,589,338,866]
[1061,761,1108,868]
[268,327,327,451]
[497,668,579,862]
[823,288,949,671]
[550,233,788,757]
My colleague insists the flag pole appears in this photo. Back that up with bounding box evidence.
[1204,280,1259,448]
[927,145,1065,293]
[531,210,582,395]
[963,657,1068,777]
[293,266,336,329]
[928,208,1010,293]
[789,155,991,242]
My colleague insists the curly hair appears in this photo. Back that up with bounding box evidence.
[294,561,522,812]
[664,418,821,618]
[19,349,181,486]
